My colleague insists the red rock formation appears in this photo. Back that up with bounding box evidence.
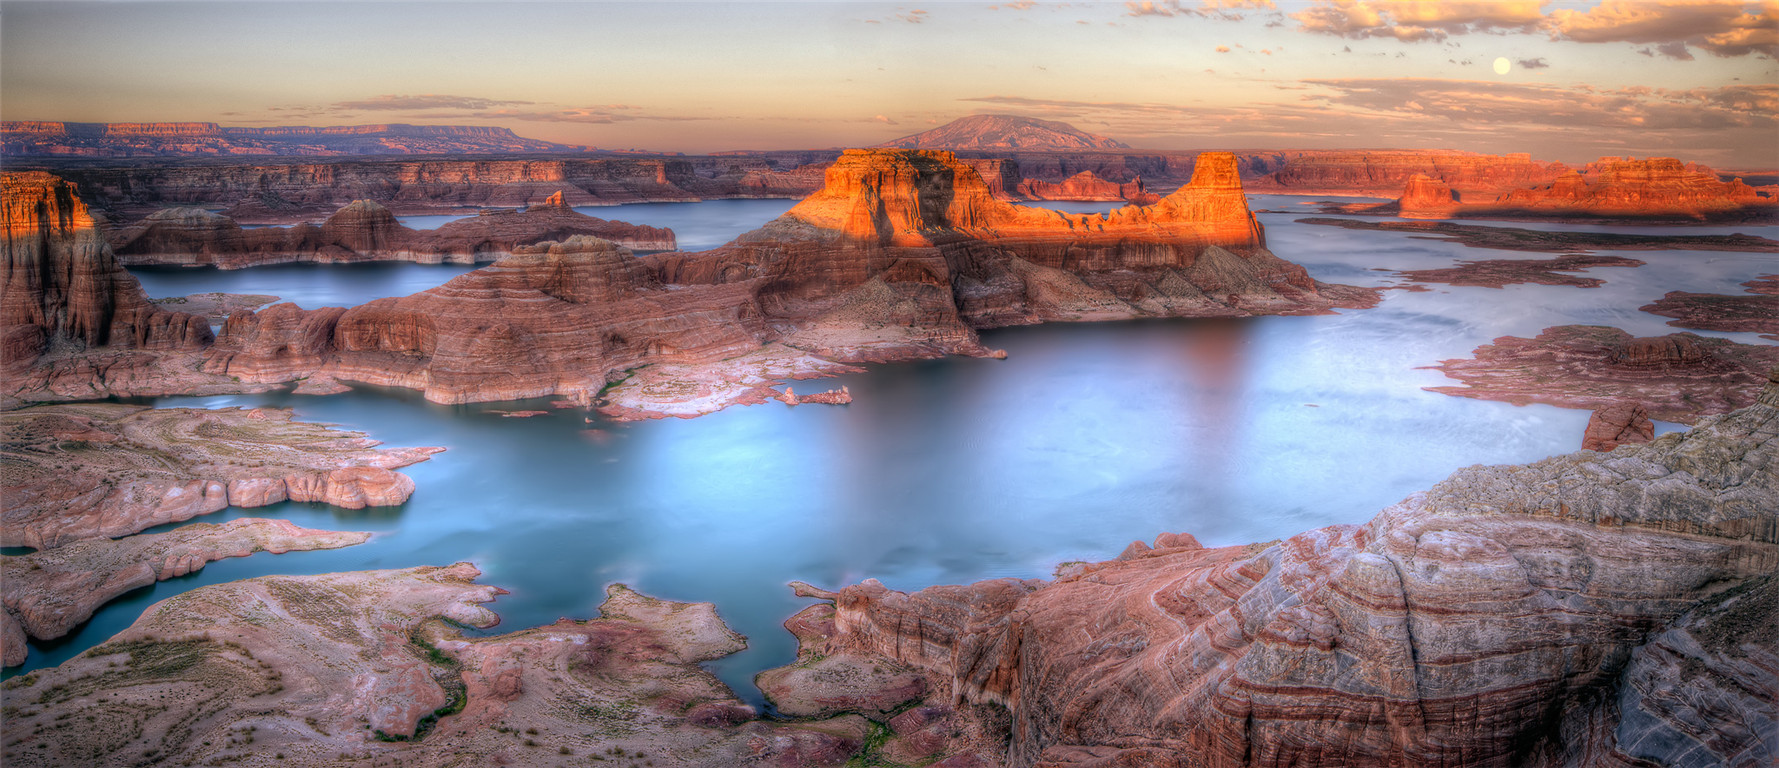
[1394,173,1461,217]
[1,518,369,666]
[2,121,581,157]
[877,115,1129,151]
[1393,253,1644,288]
[1581,401,1655,451]
[1247,150,1569,197]
[2,171,215,398]
[1427,325,1779,423]
[780,380,1779,767]
[110,193,675,268]
[1379,156,1778,222]
[1016,170,1145,202]
[1640,275,1779,342]
[32,154,833,224]
[203,236,767,404]
[1,403,441,549]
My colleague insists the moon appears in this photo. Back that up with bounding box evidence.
[1493,57,1511,75]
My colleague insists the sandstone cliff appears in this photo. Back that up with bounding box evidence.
[202,235,767,404]
[780,375,1779,766]
[1247,149,1569,197]
[110,192,675,268]
[1378,156,1778,222]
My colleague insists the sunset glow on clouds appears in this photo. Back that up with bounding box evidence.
[1,0,1773,165]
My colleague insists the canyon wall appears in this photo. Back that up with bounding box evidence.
[1,172,212,385]
[109,192,676,268]
[1387,156,1777,221]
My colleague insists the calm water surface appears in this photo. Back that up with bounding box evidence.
[14,198,1774,707]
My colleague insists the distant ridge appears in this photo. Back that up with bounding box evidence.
[0,121,584,157]
[877,114,1129,151]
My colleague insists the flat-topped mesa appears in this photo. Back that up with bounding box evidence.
[2,172,211,372]
[203,236,764,404]
[1389,156,1778,221]
[775,148,1263,254]
[1015,170,1145,202]
[110,196,676,268]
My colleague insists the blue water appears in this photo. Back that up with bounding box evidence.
[12,199,1773,709]
[1021,200,1130,215]
[575,199,798,251]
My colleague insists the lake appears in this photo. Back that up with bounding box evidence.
[12,197,1775,711]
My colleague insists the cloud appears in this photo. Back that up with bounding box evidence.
[1216,45,1232,52]
[1303,78,1778,133]
[331,94,533,111]
[990,0,1038,9]
[1125,0,1273,19]
[1291,0,1545,42]
[1517,57,1550,68]
[1289,0,1776,57]
[896,9,929,23]
[870,114,899,125]
[1547,0,1776,57]
[468,106,712,124]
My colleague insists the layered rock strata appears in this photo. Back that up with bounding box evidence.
[0,403,440,549]
[778,377,1779,766]
[1641,274,1779,341]
[1581,401,1656,452]
[1,519,370,666]
[2,121,579,157]
[201,235,767,404]
[0,569,886,767]
[2,171,216,398]
[199,150,1375,412]
[110,191,674,268]
[1393,253,1645,288]
[1427,326,1779,423]
[1374,156,1778,222]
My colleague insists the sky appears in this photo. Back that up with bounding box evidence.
[2,0,1775,166]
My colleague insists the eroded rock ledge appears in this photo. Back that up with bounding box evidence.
[0,403,440,549]
[1425,326,1779,423]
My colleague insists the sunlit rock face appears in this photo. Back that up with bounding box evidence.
[785,376,1779,767]
[1376,156,1777,222]
[2,172,211,368]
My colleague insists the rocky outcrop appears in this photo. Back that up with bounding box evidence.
[656,149,1372,365]
[31,154,837,224]
[110,193,675,268]
[0,403,440,549]
[1248,150,1569,197]
[1394,173,1460,217]
[0,518,369,666]
[0,568,886,767]
[1393,253,1645,288]
[1016,170,1145,202]
[203,235,766,404]
[776,377,1779,766]
[1298,216,1779,253]
[1427,325,1779,423]
[1581,401,1655,451]
[877,115,1129,151]
[1641,274,1779,342]
[1374,156,1778,222]
[2,121,581,157]
[199,150,1374,413]
[148,292,279,322]
[2,172,212,383]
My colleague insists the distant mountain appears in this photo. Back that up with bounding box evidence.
[876,114,1129,151]
[0,121,585,157]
